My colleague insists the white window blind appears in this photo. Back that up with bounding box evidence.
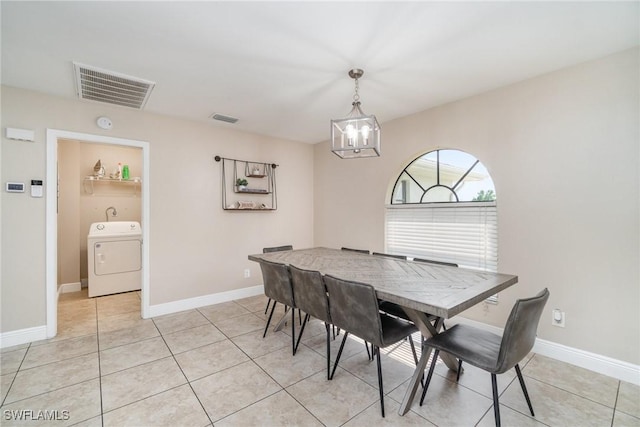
[385,202,498,272]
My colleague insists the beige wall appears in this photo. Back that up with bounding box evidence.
[314,48,639,364]
[57,139,143,286]
[1,86,314,332]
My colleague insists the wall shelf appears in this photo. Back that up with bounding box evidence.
[83,176,141,196]
[215,156,278,211]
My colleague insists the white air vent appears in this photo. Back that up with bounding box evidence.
[73,62,155,109]
[210,113,239,124]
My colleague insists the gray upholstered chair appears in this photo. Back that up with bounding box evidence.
[324,274,418,417]
[258,260,296,355]
[289,265,333,377]
[372,252,407,260]
[413,257,458,267]
[262,245,293,315]
[341,247,370,254]
[420,288,550,427]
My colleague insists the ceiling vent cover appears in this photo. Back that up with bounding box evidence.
[210,113,239,124]
[73,62,155,109]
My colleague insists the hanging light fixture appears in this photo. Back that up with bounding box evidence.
[331,68,381,159]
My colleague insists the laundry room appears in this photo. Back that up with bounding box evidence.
[57,139,142,298]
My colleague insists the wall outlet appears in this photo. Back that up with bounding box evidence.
[244,269,251,279]
[552,309,565,327]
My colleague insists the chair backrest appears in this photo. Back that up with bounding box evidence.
[263,245,293,253]
[372,252,407,260]
[413,258,458,267]
[324,274,383,347]
[289,265,331,324]
[258,260,294,307]
[341,247,370,254]
[496,288,550,373]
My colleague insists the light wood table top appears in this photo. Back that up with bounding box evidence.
[249,247,518,319]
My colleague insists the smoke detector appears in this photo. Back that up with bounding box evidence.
[73,62,155,109]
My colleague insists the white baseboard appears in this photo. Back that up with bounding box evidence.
[148,285,265,318]
[451,317,640,386]
[58,282,82,294]
[0,325,48,349]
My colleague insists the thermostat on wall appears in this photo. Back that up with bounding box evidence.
[6,182,25,193]
[31,180,43,197]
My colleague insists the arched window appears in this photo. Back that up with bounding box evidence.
[386,149,498,272]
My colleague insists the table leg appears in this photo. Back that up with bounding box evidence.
[273,306,291,332]
[398,308,459,416]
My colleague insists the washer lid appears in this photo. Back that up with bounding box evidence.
[88,221,141,237]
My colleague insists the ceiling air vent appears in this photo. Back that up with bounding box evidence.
[210,113,239,124]
[73,62,155,109]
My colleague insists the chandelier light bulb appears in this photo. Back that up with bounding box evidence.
[361,125,370,144]
[346,124,357,145]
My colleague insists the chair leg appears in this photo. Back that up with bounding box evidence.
[325,323,331,380]
[375,345,385,417]
[330,332,349,380]
[290,306,296,355]
[408,335,419,364]
[515,364,534,416]
[365,341,371,360]
[491,373,501,427]
[294,313,310,355]
[419,349,440,406]
[456,359,463,382]
[264,298,272,315]
[263,301,277,338]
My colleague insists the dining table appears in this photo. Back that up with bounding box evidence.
[248,247,518,415]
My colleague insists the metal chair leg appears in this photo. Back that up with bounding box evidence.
[264,298,272,315]
[491,373,501,427]
[290,305,296,355]
[515,364,534,416]
[294,313,310,355]
[365,341,371,360]
[419,349,440,406]
[375,345,385,417]
[263,301,277,338]
[409,335,418,365]
[408,335,425,387]
[330,332,349,380]
[325,323,331,380]
[456,359,463,382]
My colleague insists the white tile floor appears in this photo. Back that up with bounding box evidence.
[0,289,638,426]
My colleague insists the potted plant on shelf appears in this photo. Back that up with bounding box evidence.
[236,178,248,191]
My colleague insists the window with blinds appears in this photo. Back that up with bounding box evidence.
[386,149,498,302]
[385,202,498,271]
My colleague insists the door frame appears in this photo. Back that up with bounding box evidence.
[46,129,150,338]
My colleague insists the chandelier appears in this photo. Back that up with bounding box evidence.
[331,69,381,159]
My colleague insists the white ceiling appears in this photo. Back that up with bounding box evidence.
[2,1,638,144]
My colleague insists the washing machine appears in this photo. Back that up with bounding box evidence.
[87,221,142,297]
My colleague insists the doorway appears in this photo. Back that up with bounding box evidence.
[46,129,150,339]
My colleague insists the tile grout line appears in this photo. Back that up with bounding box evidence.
[197,302,328,425]
[611,381,621,427]
[0,342,31,408]
[152,316,216,427]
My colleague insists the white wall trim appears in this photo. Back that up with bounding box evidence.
[58,282,82,294]
[148,285,265,318]
[0,326,47,349]
[451,316,640,386]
